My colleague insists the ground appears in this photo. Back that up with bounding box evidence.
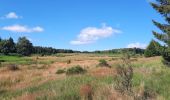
[0,53,170,100]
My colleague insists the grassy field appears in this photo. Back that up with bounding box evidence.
[0,54,170,100]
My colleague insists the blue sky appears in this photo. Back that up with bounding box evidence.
[0,0,163,51]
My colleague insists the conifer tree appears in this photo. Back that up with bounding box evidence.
[150,0,170,66]
[144,40,161,57]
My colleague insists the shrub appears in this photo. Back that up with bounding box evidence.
[7,64,19,71]
[56,69,65,74]
[97,59,111,68]
[66,65,86,75]
[114,53,133,95]
[67,60,71,64]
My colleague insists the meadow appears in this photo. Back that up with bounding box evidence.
[0,53,170,100]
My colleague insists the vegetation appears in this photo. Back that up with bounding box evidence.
[66,65,87,75]
[56,69,66,74]
[144,40,161,57]
[0,1,170,99]
[16,37,33,56]
[97,59,111,68]
[0,54,169,99]
[0,37,16,55]
[114,54,133,95]
[7,64,19,71]
[150,0,170,66]
[66,59,71,64]
[94,48,145,55]
[0,37,79,56]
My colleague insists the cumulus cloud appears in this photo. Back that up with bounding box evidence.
[4,12,22,19]
[70,24,121,45]
[127,42,147,49]
[1,24,44,33]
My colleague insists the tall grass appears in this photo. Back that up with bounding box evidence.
[0,75,113,100]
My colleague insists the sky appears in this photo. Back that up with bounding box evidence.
[0,0,164,51]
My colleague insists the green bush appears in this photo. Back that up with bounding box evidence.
[56,69,65,74]
[97,59,111,68]
[66,65,86,75]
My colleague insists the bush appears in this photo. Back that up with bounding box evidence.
[114,54,133,95]
[56,69,65,74]
[97,59,111,68]
[7,64,19,71]
[66,65,86,75]
[67,60,71,64]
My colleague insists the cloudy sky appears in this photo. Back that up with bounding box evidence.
[0,0,163,51]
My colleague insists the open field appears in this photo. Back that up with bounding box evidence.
[0,53,170,100]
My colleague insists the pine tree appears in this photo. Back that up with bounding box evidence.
[150,0,170,66]
[144,40,161,57]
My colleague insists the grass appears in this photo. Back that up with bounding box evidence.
[0,55,56,67]
[0,55,28,62]
[0,54,170,99]
[0,55,34,66]
[0,75,113,100]
[144,68,170,99]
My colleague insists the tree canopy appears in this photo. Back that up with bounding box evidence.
[150,0,170,66]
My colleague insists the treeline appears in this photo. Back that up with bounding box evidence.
[0,36,146,56]
[33,46,80,55]
[0,37,80,56]
[93,48,145,55]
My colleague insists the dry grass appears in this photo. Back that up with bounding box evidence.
[0,54,169,100]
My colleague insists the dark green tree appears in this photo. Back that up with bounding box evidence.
[0,40,9,55]
[16,37,33,56]
[8,37,16,53]
[144,40,161,57]
[0,37,16,55]
[150,0,170,66]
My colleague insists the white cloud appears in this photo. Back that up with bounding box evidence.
[5,12,22,19]
[1,24,44,33]
[70,24,122,45]
[32,26,44,32]
[127,42,147,49]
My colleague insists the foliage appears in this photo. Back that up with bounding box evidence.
[0,37,16,55]
[56,69,65,74]
[16,37,33,56]
[114,54,133,95]
[97,59,111,68]
[0,75,113,100]
[0,37,79,56]
[144,40,161,57]
[150,0,170,66]
[66,65,86,75]
[94,48,145,55]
